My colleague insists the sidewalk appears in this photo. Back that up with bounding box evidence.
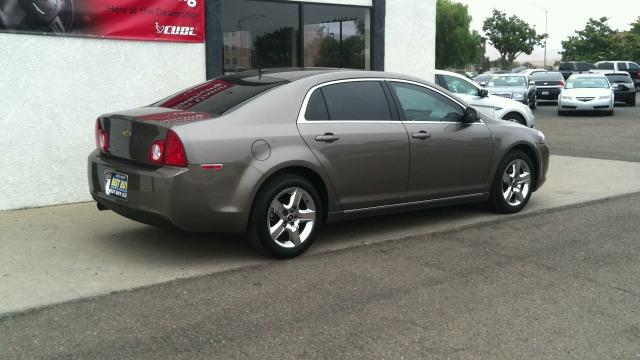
[2,155,640,315]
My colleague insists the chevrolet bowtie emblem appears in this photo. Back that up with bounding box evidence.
[121,129,132,137]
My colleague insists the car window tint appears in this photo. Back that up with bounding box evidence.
[441,75,479,96]
[578,62,596,71]
[597,62,614,70]
[606,74,632,83]
[153,75,287,116]
[629,63,640,70]
[304,89,329,121]
[532,72,563,81]
[321,81,392,121]
[389,82,463,122]
[618,62,628,70]
[559,63,571,71]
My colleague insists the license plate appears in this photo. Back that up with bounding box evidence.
[542,91,550,95]
[105,172,128,199]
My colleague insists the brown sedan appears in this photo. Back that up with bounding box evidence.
[88,69,549,258]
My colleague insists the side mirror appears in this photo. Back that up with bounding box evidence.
[480,81,487,87]
[462,107,478,123]
[479,89,489,97]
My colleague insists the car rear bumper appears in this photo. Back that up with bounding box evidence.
[536,88,561,100]
[558,98,613,111]
[614,91,635,102]
[88,150,260,233]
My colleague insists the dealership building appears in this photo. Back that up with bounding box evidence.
[0,0,435,211]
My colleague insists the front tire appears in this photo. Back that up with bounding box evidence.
[502,113,526,126]
[489,150,535,214]
[248,175,322,259]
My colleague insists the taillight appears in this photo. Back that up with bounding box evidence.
[147,130,188,167]
[95,119,108,153]
[560,80,565,87]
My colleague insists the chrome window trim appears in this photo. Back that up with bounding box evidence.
[296,77,484,125]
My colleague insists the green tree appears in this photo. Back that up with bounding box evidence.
[436,0,483,69]
[622,17,640,62]
[482,9,547,70]
[561,17,624,62]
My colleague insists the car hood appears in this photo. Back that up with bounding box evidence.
[486,94,530,110]
[561,88,612,97]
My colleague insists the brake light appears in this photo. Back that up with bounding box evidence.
[147,130,188,167]
[560,80,565,87]
[95,119,108,153]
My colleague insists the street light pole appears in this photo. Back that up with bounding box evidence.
[542,6,548,69]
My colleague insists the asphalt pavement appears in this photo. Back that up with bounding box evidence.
[2,193,640,359]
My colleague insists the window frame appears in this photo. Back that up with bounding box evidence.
[297,78,479,124]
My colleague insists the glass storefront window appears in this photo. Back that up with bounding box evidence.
[303,5,370,70]
[222,0,299,74]
[221,0,371,74]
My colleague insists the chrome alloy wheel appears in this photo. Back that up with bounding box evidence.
[267,187,316,248]
[501,159,532,207]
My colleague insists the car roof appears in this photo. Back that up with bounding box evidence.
[225,68,429,84]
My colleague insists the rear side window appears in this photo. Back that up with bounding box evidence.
[618,62,628,70]
[304,89,329,121]
[153,75,287,116]
[320,81,392,121]
[597,62,614,70]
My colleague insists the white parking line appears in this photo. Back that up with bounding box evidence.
[1,155,640,314]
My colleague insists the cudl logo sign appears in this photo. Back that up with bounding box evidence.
[155,22,196,36]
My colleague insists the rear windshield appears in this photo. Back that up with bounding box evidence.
[153,74,287,115]
[565,77,609,89]
[487,75,527,87]
[532,72,564,81]
[606,74,632,83]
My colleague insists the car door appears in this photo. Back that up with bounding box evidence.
[437,74,495,119]
[387,80,493,202]
[297,80,410,210]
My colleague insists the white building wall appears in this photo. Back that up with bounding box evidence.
[0,34,205,210]
[385,0,436,82]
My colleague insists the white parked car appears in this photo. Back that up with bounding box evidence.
[558,74,615,116]
[435,70,536,127]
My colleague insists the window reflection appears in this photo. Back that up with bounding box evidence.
[222,0,299,74]
[303,5,370,70]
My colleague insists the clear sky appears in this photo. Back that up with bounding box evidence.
[455,0,640,63]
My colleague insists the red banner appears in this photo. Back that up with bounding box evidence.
[0,0,204,43]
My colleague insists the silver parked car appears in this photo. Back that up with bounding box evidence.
[558,74,615,116]
[480,74,537,109]
[88,69,549,258]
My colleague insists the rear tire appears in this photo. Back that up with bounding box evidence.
[248,175,322,259]
[489,150,535,214]
[557,110,565,116]
[530,97,537,110]
[606,109,614,116]
[629,97,636,107]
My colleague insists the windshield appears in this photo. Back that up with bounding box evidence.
[532,72,564,81]
[565,77,610,89]
[487,76,527,87]
[605,74,632,83]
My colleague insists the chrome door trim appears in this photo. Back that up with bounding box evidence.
[296,77,483,124]
[342,193,485,214]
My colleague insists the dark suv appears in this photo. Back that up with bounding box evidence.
[559,62,596,80]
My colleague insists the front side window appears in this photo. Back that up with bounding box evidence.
[320,82,392,121]
[629,63,640,70]
[441,75,480,96]
[597,62,614,70]
[389,82,464,122]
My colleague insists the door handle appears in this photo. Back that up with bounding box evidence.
[412,130,431,140]
[315,133,340,142]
